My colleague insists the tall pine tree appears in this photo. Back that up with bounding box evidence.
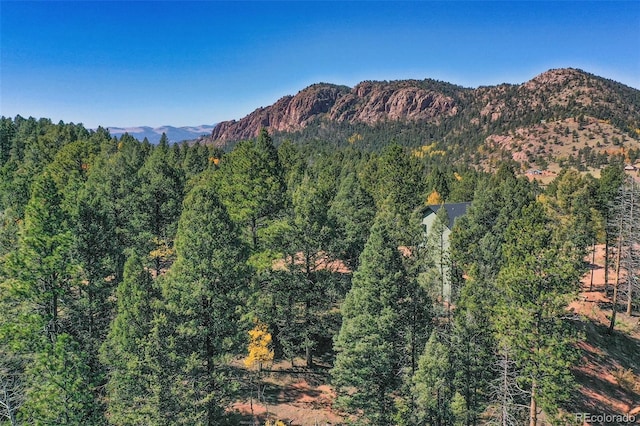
[158,178,248,425]
[332,214,408,425]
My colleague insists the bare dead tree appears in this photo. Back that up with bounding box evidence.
[487,346,528,426]
[0,356,23,426]
[622,178,639,315]
[608,177,640,332]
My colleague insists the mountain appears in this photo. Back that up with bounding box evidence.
[106,125,216,144]
[203,68,640,171]
[207,79,462,143]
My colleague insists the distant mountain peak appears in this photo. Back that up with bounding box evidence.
[106,124,216,144]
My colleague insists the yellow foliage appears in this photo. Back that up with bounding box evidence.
[265,420,287,426]
[244,320,274,369]
[348,133,363,144]
[412,143,445,158]
[454,172,462,181]
[209,157,220,165]
[412,143,435,158]
[117,141,124,150]
[149,237,175,263]
[426,190,443,205]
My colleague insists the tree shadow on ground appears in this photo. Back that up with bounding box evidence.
[567,319,640,418]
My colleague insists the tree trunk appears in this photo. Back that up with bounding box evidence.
[626,181,634,316]
[589,239,596,291]
[529,380,537,426]
[305,298,313,368]
[604,237,609,288]
[608,242,622,333]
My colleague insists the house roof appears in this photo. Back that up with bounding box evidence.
[422,202,471,229]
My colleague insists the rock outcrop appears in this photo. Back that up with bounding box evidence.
[208,80,460,143]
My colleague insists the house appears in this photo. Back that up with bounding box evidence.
[421,202,471,302]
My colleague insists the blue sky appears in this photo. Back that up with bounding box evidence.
[1,1,639,128]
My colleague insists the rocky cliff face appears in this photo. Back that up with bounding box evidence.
[208,80,461,143]
[210,84,350,142]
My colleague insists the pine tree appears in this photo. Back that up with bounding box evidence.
[494,202,580,426]
[134,138,184,275]
[3,171,104,424]
[158,179,248,425]
[328,171,376,269]
[101,254,159,425]
[412,331,453,426]
[216,129,285,250]
[450,276,496,426]
[331,215,407,425]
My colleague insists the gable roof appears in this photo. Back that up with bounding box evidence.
[422,202,471,229]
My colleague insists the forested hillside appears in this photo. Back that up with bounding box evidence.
[0,116,639,425]
[203,69,640,174]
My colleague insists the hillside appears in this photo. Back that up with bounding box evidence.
[2,108,639,425]
[203,68,640,171]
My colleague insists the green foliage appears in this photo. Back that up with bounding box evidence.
[449,276,496,425]
[216,129,285,249]
[332,215,408,424]
[8,171,75,342]
[134,140,184,273]
[360,144,424,218]
[328,171,376,269]
[450,167,534,282]
[412,331,453,426]
[157,178,249,425]
[22,334,102,425]
[494,202,581,419]
[101,254,159,425]
[1,110,635,425]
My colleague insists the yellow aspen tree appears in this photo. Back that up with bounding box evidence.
[244,320,274,371]
[426,190,443,205]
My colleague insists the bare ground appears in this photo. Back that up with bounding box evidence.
[566,244,640,424]
[228,244,640,425]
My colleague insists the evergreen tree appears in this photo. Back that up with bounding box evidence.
[3,171,104,424]
[597,164,626,286]
[158,179,248,425]
[284,172,338,367]
[134,138,184,275]
[86,134,148,282]
[360,144,424,218]
[101,254,159,425]
[328,171,376,269]
[216,129,285,250]
[332,215,408,425]
[494,202,580,425]
[412,331,453,426]
[450,276,496,426]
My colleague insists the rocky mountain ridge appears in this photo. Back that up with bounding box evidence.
[209,80,463,143]
[204,68,640,149]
